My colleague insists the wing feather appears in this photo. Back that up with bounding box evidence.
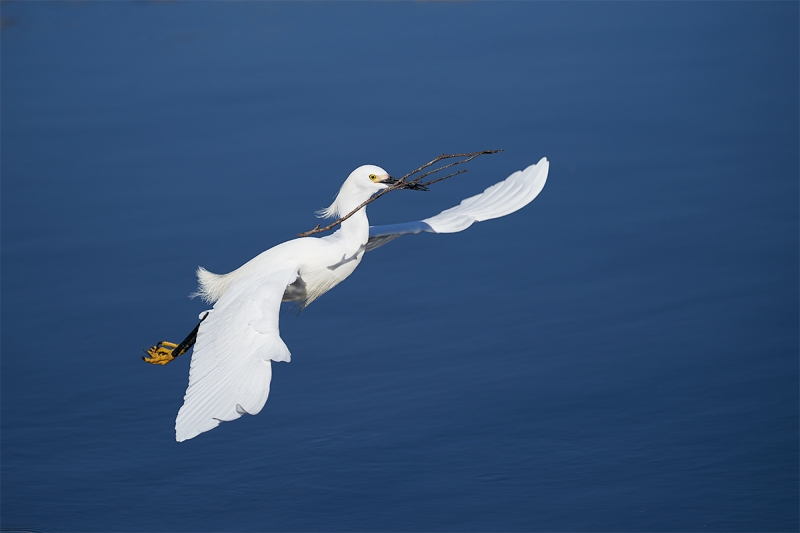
[174,261,298,442]
[366,157,549,251]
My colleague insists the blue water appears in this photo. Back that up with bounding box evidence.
[2,2,797,531]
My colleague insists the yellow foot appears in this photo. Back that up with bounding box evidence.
[143,341,179,365]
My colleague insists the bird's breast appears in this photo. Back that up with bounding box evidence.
[284,236,366,306]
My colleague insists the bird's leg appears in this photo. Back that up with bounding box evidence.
[143,313,209,366]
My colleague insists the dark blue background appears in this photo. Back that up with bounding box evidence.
[2,2,797,531]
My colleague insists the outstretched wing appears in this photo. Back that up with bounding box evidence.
[175,261,298,442]
[367,157,549,252]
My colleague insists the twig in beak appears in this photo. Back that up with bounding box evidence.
[297,149,503,237]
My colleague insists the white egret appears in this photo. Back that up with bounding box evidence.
[145,157,549,442]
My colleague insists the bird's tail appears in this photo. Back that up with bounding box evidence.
[190,266,228,304]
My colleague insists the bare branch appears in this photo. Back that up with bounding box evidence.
[418,168,468,188]
[297,149,503,237]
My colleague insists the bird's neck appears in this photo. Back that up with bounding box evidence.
[338,205,369,243]
[333,188,372,244]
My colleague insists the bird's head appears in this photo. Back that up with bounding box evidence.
[349,164,394,193]
[348,165,429,193]
[317,164,426,219]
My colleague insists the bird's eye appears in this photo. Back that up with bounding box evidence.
[369,174,378,182]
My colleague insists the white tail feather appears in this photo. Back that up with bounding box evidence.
[191,266,230,304]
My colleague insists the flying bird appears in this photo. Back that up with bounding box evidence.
[145,157,549,441]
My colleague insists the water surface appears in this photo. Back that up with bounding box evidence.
[2,2,797,531]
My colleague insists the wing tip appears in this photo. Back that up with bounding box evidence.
[175,418,220,442]
[530,156,549,175]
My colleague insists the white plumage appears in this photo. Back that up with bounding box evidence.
[173,158,549,442]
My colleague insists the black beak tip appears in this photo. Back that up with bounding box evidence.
[386,176,428,191]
